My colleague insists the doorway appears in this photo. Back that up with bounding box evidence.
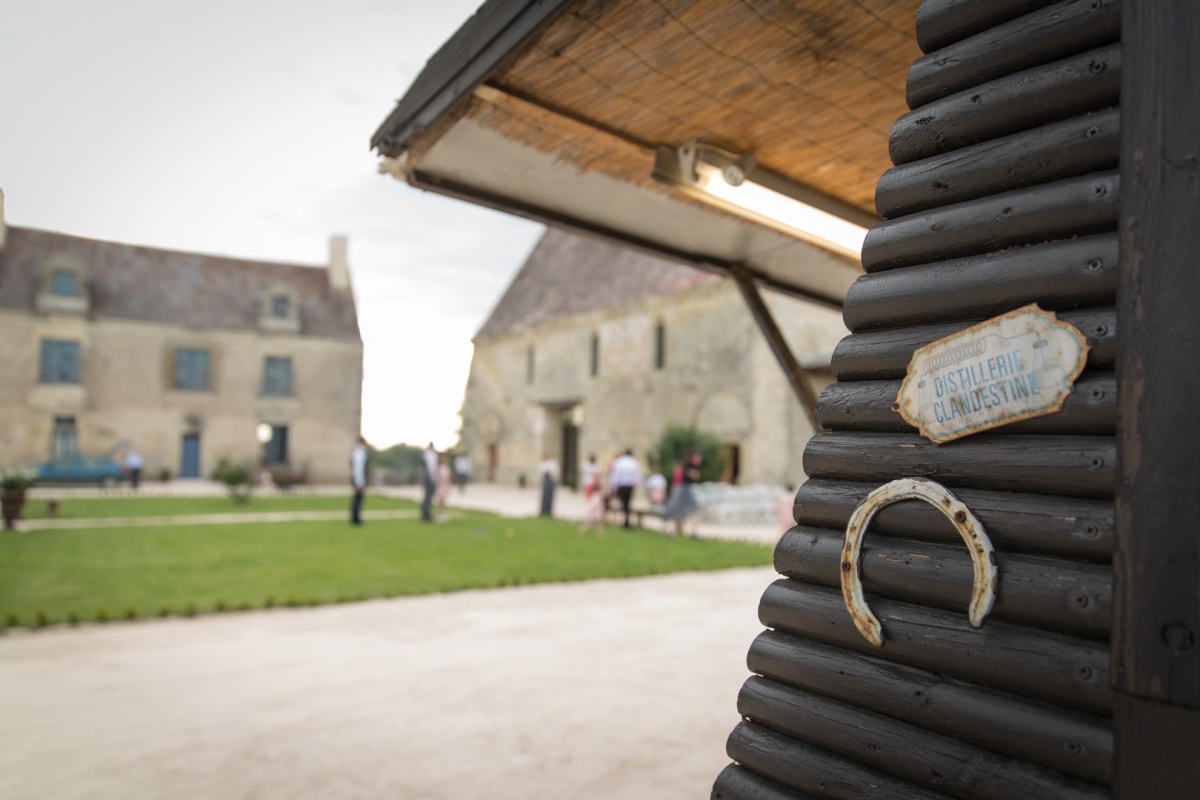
[180,433,201,478]
[487,444,498,482]
[559,406,580,489]
[719,443,740,484]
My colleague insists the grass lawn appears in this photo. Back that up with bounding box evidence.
[0,501,772,628]
[17,493,414,520]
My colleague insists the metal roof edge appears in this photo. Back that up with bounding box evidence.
[370,0,573,155]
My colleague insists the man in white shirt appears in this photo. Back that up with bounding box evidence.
[123,449,144,489]
[538,452,560,517]
[608,449,643,528]
[350,436,368,525]
[454,453,472,493]
[421,442,438,522]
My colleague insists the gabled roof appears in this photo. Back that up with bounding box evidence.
[476,227,718,339]
[0,226,360,341]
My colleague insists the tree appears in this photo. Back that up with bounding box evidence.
[370,443,425,485]
[647,424,725,483]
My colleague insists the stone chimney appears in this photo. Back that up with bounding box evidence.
[328,234,350,292]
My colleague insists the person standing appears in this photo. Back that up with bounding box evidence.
[349,436,368,525]
[581,453,601,501]
[435,455,453,522]
[454,452,472,493]
[663,450,702,538]
[609,448,643,528]
[421,441,437,522]
[538,452,559,517]
[122,448,143,489]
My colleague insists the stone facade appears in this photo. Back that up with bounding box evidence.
[460,229,845,488]
[0,212,362,484]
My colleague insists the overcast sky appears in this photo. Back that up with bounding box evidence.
[0,0,545,449]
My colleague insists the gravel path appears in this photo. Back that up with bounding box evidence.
[0,567,774,800]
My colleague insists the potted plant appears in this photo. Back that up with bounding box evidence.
[1,466,39,530]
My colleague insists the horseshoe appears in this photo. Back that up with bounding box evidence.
[840,478,998,647]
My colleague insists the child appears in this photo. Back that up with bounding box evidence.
[578,491,606,538]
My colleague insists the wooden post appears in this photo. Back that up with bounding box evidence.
[728,264,822,432]
[1113,1,1200,795]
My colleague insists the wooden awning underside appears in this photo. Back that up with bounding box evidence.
[373,0,922,306]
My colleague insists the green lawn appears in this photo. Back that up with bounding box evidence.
[17,493,413,520]
[0,501,772,628]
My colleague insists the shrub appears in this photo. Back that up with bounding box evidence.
[647,424,726,482]
[211,457,255,504]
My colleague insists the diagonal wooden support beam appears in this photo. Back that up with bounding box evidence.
[729,264,823,432]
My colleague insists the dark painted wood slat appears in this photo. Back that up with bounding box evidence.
[862,171,1119,273]
[815,373,1116,436]
[915,0,1057,53]
[728,721,956,800]
[1112,696,1200,798]
[844,234,1118,332]
[793,479,1114,562]
[1114,0,1200,715]
[774,526,1112,639]
[907,0,1121,109]
[738,677,1109,800]
[758,580,1113,715]
[712,764,820,800]
[748,631,1113,784]
[803,432,1115,499]
[878,108,1119,218]
[893,45,1120,166]
[831,308,1116,381]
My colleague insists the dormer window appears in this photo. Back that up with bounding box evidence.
[51,269,78,297]
[36,255,88,315]
[259,284,300,333]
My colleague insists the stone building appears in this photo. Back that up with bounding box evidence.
[0,205,363,483]
[460,228,844,488]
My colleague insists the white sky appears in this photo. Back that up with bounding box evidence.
[0,0,545,450]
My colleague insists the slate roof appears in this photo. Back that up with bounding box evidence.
[0,226,359,340]
[476,228,719,339]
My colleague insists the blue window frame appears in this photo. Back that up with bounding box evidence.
[271,294,291,319]
[263,356,293,396]
[39,339,81,384]
[174,348,211,390]
[51,269,78,297]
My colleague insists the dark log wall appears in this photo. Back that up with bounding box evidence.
[715,1,1121,798]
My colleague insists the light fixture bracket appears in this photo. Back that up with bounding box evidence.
[652,140,874,261]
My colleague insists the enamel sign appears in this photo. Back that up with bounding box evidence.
[895,305,1090,443]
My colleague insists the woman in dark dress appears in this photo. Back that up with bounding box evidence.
[662,451,701,537]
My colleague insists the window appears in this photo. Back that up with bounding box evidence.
[589,334,599,377]
[526,346,535,384]
[174,348,211,391]
[271,294,291,319]
[39,339,81,384]
[263,424,289,465]
[51,416,77,459]
[654,323,666,370]
[51,269,78,297]
[263,356,293,396]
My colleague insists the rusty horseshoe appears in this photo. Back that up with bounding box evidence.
[840,477,998,647]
